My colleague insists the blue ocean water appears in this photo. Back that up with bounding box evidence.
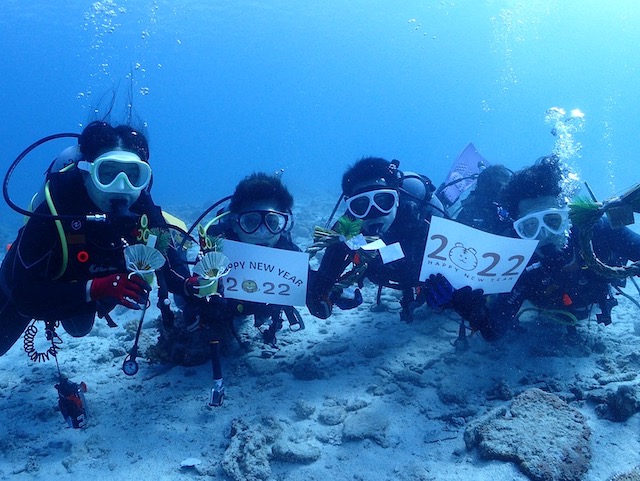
[1,0,640,229]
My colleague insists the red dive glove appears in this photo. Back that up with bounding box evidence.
[184,275,201,297]
[89,273,151,310]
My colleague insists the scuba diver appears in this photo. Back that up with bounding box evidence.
[483,155,640,340]
[454,164,514,235]
[158,172,304,406]
[306,156,491,339]
[0,119,190,426]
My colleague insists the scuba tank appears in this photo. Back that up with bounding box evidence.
[398,171,446,220]
[29,145,83,213]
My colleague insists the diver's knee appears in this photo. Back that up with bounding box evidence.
[61,312,96,337]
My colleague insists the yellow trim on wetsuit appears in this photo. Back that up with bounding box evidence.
[161,211,188,231]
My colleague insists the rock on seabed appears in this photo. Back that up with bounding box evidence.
[464,388,591,481]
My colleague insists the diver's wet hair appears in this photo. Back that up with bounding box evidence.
[502,155,564,218]
[342,157,401,196]
[229,172,294,213]
[78,121,149,162]
[114,125,150,162]
[474,165,513,198]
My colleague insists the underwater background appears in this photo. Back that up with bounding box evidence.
[1,0,640,230]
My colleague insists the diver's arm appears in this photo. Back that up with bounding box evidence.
[592,217,640,266]
[592,218,640,264]
[482,280,529,340]
[306,242,353,319]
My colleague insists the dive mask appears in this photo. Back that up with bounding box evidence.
[236,210,291,235]
[78,150,152,195]
[513,208,569,240]
[345,188,398,219]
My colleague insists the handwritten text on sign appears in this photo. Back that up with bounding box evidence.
[419,217,538,294]
[221,240,309,306]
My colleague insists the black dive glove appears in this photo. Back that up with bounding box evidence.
[330,287,363,311]
[306,289,332,319]
[306,286,363,320]
[422,273,455,308]
[306,269,334,319]
[450,286,499,341]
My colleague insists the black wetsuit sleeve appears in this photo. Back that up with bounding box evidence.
[162,244,192,296]
[308,242,352,298]
[306,242,353,319]
[593,219,640,264]
[482,275,531,339]
[9,218,90,319]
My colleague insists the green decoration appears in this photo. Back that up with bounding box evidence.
[307,216,373,257]
[334,216,363,239]
[568,197,602,228]
[150,227,171,254]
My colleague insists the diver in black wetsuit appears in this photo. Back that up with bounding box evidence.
[161,172,303,405]
[484,155,640,339]
[306,156,490,336]
[0,121,185,356]
[454,164,513,235]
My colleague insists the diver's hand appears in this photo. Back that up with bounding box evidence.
[451,286,485,318]
[450,286,499,339]
[423,274,455,308]
[330,287,363,311]
[89,273,150,310]
[184,275,224,299]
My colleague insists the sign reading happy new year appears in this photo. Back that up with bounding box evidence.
[221,240,309,306]
[419,217,538,295]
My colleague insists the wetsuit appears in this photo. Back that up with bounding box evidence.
[0,167,183,355]
[486,218,640,338]
[170,220,303,354]
[455,192,512,236]
[307,207,489,329]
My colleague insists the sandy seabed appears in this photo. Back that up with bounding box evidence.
[1,277,640,481]
[1,196,640,481]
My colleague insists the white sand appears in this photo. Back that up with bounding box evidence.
[1,277,640,480]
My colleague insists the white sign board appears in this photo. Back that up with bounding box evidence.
[419,217,538,294]
[221,240,309,306]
